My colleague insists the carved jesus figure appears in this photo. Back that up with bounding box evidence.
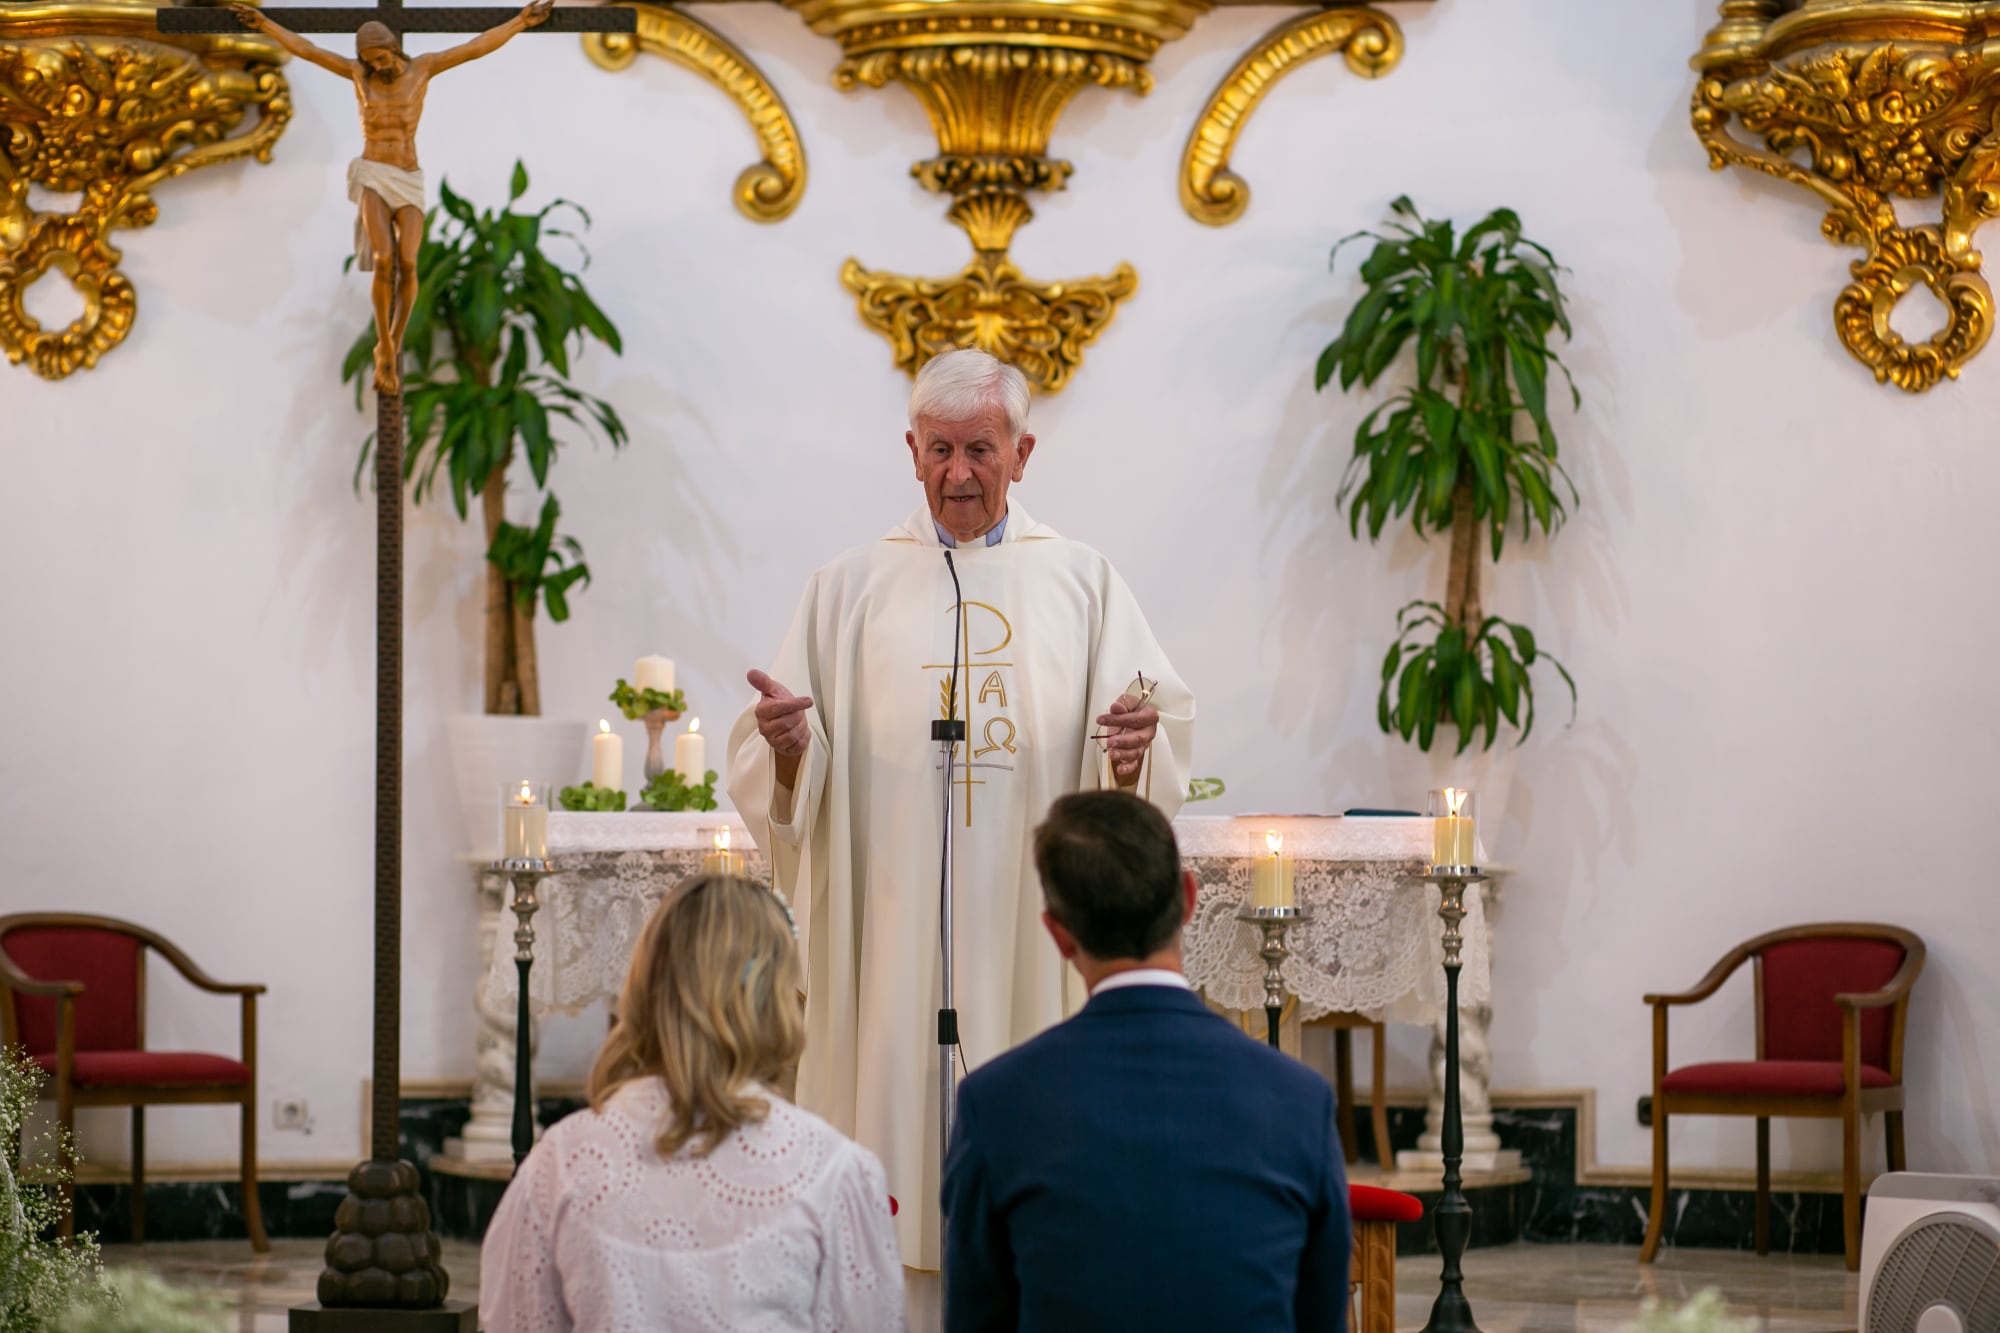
[226,0,554,391]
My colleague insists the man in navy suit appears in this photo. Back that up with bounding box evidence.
[942,790,1351,1332]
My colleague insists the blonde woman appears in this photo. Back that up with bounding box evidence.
[480,875,906,1332]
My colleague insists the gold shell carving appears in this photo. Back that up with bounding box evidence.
[1180,6,1403,227]
[841,251,1136,395]
[0,5,290,380]
[1689,2,2000,391]
[583,3,806,223]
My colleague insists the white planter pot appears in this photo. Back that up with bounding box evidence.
[445,715,590,858]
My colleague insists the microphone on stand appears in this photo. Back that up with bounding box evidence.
[933,549,967,1181]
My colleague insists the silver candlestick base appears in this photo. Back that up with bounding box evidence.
[494,858,554,1171]
[1416,866,1490,1333]
[1236,904,1308,1049]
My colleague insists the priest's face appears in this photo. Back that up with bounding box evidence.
[907,405,1036,545]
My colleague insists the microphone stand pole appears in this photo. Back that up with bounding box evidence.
[933,713,965,1189]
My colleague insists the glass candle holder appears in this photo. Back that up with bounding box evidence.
[701,825,745,876]
[1427,787,1478,870]
[500,780,550,863]
[1248,828,1295,911]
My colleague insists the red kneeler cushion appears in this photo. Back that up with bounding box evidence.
[32,1051,250,1088]
[2,926,143,1054]
[1661,1060,1893,1099]
[1348,1184,1423,1224]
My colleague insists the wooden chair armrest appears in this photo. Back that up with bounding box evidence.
[1643,941,1755,1008]
[0,951,83,998]
[147,936,266,996]
[1836,942,1924,1011]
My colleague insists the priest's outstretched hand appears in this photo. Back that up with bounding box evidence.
[1098,695,1160,786]
[748,669,814,757]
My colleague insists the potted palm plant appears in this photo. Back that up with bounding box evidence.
[342,161,628,853]
[1315,198,1578,809]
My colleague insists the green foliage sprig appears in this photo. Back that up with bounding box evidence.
[1185,777,1227,803]
[641,768,719,812]
[1378,602,1573,753]
[610,679,688,720]
[559,782,627,812]
[1316,197,1580,753]
[53,1271,227,1333]
[1,1048,103,1333]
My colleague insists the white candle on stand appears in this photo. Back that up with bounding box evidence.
[676,718,706,782]
[634,656,675,695]
[1250,830,1294,910]
[591,719,622,790]
[502,780,548,861]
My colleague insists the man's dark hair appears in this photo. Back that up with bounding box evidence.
[1032,791,1184,961]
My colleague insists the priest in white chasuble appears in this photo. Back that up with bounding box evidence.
[726,349,1194,1267]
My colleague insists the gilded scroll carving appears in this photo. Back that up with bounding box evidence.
[582,2,806,223]
[0,6,290,380]
[1180,6,1402,227]
[1691,1,2000,390]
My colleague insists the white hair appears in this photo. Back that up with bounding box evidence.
[908,348,1030,440]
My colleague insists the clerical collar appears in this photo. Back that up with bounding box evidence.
[935,512,1007,548]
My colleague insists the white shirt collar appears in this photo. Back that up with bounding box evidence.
[1090,968,1192,996]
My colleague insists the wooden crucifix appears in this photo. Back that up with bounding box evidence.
[163,0,632,392]
[156,1,633,1323]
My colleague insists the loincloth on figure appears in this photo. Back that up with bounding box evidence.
[347,158,427,273]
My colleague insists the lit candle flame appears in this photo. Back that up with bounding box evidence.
[1446,787,1468,816]
[1265,830,1283,856]
[598,718,611,734]
[689,717,701,735]
[517,780,533,804]
[714,827,731,852]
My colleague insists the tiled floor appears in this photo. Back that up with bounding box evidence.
[101,1238,1856,1332]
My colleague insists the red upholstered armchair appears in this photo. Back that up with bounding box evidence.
[0,913,269,1250]
[1639,922,1923,1272]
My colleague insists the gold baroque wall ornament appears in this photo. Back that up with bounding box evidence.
[788,0,1213,392]
[1690,0,2000,392]
[1179,5,1403,227]
[0,1,290,380]
[582,2,806,222]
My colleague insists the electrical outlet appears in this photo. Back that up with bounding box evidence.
[1636,1094,1653,1129]
[274,1099,313,1133]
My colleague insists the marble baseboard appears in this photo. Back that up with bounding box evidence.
[70,1179,348,1246]
[69,1095,1860,1259]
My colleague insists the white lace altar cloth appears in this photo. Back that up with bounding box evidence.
[482,813,1487,1027]
[1177,816,1489,1025]
[481,813,769,1018]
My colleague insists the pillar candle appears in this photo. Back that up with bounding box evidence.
[502,781,548,861]
[591,719,622,791]
[1431,787,1475,867]
[676,717,706,783]
[702,826,745,876]
[1250,831,1294,910]
[634,656,675,695]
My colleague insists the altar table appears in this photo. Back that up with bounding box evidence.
[480,813,1490,1028]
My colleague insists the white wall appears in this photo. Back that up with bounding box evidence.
[6,0,1997,1178]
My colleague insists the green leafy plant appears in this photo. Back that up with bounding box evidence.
[610,679,688,720]
[1624,1289,1756,1333]
[1185,777,1227,803]
[343,160,628,717]
[1316,197,1579,753]
[1,1049,103,1333]
[53,1271,226,1333]
[559,782,627,812]
[641,768,719,812]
